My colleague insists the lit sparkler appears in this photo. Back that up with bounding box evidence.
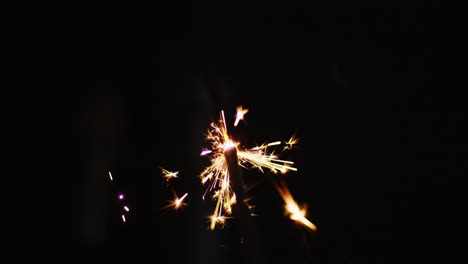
[159,106,317,232]
[199,108,300,229]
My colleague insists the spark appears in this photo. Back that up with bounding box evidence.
[208,215,233,229]
[200,149,212,156]
[234,105,249,127]
[164,192,189,212]
[200,108,297,229]
[107,171,131,223]
[161,168,179,182]
[283,134,299,151]
[274,179,317,231]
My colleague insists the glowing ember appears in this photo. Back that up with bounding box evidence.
[274,179,317,231]
[161,168,179,182]
[234,105,249,127]
[163,192,189,212]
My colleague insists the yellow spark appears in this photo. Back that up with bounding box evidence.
[164,192,188,212]
[274,180,317,231]
[208,215,233,230]
[283,134,299,151]
[200,108,297,229]
[234,105,249,127]
[251,141,281,150]
[161,168,179,182]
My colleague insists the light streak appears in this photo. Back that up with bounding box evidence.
[274,179,317,231]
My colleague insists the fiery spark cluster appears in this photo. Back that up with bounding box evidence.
[161,168,189,212]
[161,106,317,231]
[199,110,299,229]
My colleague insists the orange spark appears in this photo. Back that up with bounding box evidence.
[234,105,249,127]
[161,168,179,182]
[283,134,299,151]
[164,192,189,212]
[274,180,317,231]
[208,215,233,230]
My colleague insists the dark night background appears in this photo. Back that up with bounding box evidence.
[4,1,463,263]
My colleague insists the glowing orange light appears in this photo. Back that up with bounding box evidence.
[161,168,179,182]
[274,180,317,231]
[163,192,189,212]
[234,105,249,127]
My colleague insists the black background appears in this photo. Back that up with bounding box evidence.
[5,1,462,263]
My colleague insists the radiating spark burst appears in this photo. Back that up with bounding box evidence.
[274,179,317,231]
[200,108,298,229]
[161,168,179,182]
[234,105,249,127]
[283,134,299,151]
[163,192,189,212]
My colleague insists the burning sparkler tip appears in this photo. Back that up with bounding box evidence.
[223,140,237,151]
